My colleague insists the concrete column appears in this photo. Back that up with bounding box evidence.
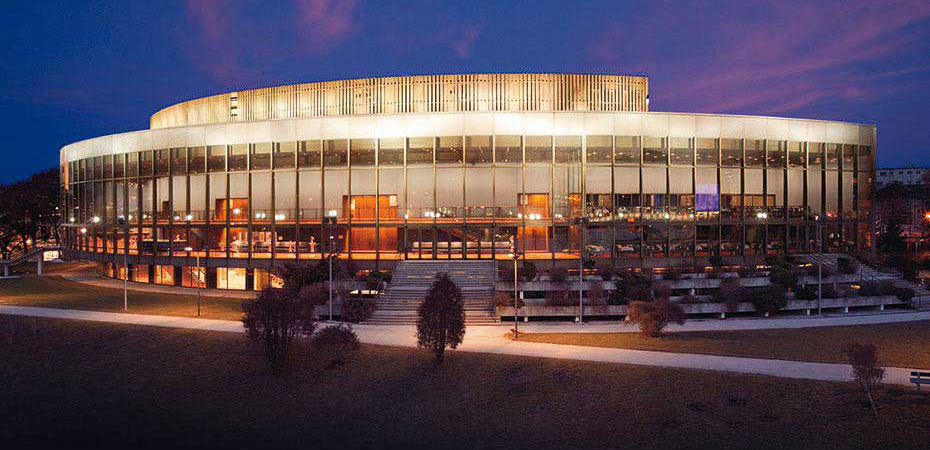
[3,265,8,277]
[879,304,885,311]
[805,309,811,316]
[844,306,849,313]
[37,254,43,275]
[720,312,726,319]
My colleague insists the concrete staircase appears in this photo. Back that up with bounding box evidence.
[367,261,499,325]
[800,253,930,309]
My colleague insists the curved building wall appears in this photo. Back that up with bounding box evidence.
[149,73,649,129]
[61,111,875,290]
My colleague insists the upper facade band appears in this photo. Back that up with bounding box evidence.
[150,73,650,129]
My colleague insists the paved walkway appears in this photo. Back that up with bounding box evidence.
[2,305,925,387]
[517,309,930,333]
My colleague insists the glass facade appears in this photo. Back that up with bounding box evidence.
[64,133,873,279]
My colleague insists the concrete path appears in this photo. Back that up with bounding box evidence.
[2,305,925,387]
[517,309,930,333]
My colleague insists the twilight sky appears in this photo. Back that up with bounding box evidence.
[1,0,929,182]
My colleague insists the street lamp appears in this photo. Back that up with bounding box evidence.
[509,242,523,339]
[324,212,338,321]
[184,246,201,317]
[574,215,590,323]
[813,215,823,315]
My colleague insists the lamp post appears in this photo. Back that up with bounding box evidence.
[119,217,128,311]
[324,212,338,322]
[510,238,522,339]
[816,215,823,316]
[184,246,201,317]
[574,215,589,323]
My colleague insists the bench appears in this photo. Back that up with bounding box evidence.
[911,371,930,393]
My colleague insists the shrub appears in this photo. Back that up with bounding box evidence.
[519,261,538,282]
[625,284,652,303]
[708,255,723,269]
[714,277,747,312]
[312,324,360,369]
[341,294,376,323]
[416,273,466,364]
[242,287,318,372]
[364,270,391,290]
[894,287,915,302]
[794,284,818,300]
[549,267,568,283]
[627,298,686,337]
[587,282,607,306]
[545,288,573,307]
[837,257,857,275]
[845,342,884,416]
[607,289,628,305]
[750,285,788,315]
[596,265,615,281]
[769,264,799,291]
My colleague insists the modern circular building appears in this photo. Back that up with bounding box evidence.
[60,73,875,290]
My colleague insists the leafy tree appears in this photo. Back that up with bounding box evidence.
[0,168,61,259]
[627,298,686,337]
[312,324,360,369]
[241,286,318,372]
[416,273,466,364]
[845,342,885,416]
[877,216,906,254]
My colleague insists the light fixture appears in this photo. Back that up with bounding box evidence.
[327,209,337,217]
[232,208,241,215]
[173,215,180,221]
[92,216,100,223]
[274,213,285,221]
[80,227,87,234]
[184,246,193,252]
[69,217,75,223]
[185,214,193,221]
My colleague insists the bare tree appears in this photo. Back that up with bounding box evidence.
[845,342,885,416]
[416,273,466,364]
[241,287,318,372]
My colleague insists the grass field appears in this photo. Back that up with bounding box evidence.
[517,321,930,368]
[0,275,243,320]
[1,316,929,449]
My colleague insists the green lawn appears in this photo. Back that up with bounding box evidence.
[0,275,243,320]
[2,316,929,449]
[517,321,930,369]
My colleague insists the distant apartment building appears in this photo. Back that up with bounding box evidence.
[876,167,930,188]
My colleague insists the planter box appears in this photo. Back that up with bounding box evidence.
[495,295,903,318]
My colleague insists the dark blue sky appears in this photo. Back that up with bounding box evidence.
[2,0,929,182]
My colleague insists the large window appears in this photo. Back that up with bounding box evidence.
[495,135,522,164]
[274,142,296,169]
[378,138,404,166]
[323,139,348,167]
[437,136,463,164]
[615,136,640,164]
[669,137,692,165]
[642,137,666,164]
[349,139,375,166]
[250,142,272,170]
[527,136,553,163]
[466,136,492,165]
[696,138,717,165]
[407,137,433,165]
[586,135,612,164]
[298,140,321,168]
[554,136,581,164]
